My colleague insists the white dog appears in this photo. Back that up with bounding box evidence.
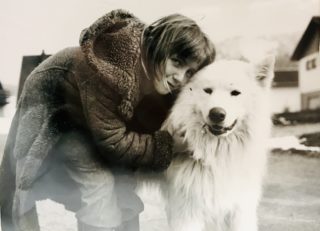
[161,56,275,231]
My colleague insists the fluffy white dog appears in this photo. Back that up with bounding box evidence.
[161,56,275,231]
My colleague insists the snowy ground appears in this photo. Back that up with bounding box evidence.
[1,123,320,231]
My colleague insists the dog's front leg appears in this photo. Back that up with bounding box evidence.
[229,205,258,231]
[166,195,205,231]
[167,214,205,231]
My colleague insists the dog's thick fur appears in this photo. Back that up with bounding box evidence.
[161,57,275,231]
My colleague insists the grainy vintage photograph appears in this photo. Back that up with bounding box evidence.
[0,0,319,231]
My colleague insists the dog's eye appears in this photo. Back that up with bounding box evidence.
[231,90,241,96]
[203,88,213,94]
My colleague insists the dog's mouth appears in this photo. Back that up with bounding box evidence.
[204,120,237,136]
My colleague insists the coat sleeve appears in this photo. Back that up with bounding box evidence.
[84,85,173,171]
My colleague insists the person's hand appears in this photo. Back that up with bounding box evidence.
[172,130,189,154]
[161,121,190,154]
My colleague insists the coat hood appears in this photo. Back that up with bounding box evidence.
[80,9,145,121]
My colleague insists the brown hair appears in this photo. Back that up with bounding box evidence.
[141,14,215,81]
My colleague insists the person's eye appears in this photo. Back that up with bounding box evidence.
[231,90,241,96]
[171,58,181,67]
[185,69,195,78]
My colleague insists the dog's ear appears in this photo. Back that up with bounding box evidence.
[254,54,275,88]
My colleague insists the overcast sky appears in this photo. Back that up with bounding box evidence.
[0,0,319,86]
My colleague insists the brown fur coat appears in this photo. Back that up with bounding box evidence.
[0,9,173,227]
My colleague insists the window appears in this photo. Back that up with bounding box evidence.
[306,58,317,70]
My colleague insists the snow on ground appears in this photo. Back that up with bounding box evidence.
[271,123,320,137]
[269,136,320,152]
[0,118,13,135]
[36,200,76,231]
[35,186,168,231]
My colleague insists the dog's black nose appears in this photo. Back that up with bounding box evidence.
[209,107,226,123]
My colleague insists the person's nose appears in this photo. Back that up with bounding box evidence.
[172,69,187,84]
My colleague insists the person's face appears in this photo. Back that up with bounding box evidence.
[154,58,198,94]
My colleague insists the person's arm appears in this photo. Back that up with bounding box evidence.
[84,88,173,171]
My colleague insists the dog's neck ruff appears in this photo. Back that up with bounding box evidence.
[186,118,252,166]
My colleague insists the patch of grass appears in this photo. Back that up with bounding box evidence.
[271,148,320,158]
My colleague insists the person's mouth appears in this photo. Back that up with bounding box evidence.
[167,81,175,89]
[167,80,181,91]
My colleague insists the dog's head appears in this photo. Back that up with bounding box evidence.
[182,57,275,137]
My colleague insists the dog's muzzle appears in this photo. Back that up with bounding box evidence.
[204,120,237,136]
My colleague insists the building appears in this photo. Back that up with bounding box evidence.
[269,35,300,114]
[18,50,50,99]
[270,70,300,113]
[0,51,50,135]
[291,16,320,110]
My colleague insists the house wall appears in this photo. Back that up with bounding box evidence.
[299,53,320,109]
[270,87,300,113]
[299,53,320,93]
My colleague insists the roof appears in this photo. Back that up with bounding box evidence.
[18,51,51,99]
[272,71,298,88]
[291,16,320,61]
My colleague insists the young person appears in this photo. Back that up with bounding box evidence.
[0,9,215,231]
